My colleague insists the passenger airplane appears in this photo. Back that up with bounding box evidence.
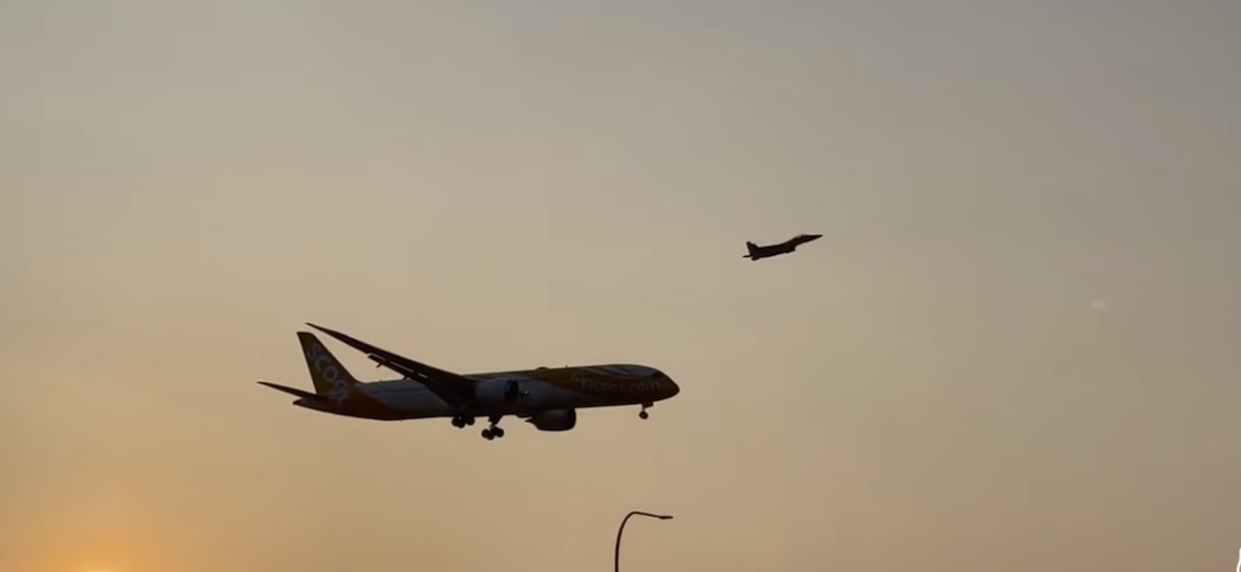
[258,323,681,440]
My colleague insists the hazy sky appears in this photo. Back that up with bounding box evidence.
[2,1,1239,571]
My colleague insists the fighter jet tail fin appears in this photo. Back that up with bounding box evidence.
[744,241,758,258]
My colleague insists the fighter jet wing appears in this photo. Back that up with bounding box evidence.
[305,323,477,409]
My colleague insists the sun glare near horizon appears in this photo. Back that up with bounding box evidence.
[2,1,1240,572]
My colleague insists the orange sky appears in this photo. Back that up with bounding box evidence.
[2,1,1240,571]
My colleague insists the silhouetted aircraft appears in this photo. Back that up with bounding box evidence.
[742,234,822,261]
[258,323,681,441]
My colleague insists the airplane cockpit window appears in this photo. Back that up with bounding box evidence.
[622,365,661,377]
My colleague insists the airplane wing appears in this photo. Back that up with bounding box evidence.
[304,323,477,409]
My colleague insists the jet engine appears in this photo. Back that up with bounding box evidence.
[503,379,525,403]
[525,408,577,431]
[476,379,529,406]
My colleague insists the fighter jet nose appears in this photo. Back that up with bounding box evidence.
[805,234,823,240]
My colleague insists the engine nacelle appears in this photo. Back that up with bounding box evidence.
[526,408,577,431]
[474,379,529,407]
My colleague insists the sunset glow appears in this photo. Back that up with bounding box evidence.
[4,1,1240,572]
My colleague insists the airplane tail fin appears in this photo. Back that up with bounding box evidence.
[297,331,361,403]
[744,241,758,258]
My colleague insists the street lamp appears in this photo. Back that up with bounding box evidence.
[614,510,673,572]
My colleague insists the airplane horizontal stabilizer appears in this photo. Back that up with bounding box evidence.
[257,380,325,401]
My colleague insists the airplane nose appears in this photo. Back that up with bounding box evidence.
[663,377,680,399]
[805,234,823,241]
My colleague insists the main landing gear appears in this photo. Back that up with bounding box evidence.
[480,415,505,440]
[452,414,506,440]
[639,402,652,420]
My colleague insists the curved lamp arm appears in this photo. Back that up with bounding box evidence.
[615,511,673,572]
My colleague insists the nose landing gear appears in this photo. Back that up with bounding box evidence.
[639,402,652,420]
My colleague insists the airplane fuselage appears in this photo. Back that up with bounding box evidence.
[293,364,680,422]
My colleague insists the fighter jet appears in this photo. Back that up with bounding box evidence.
[742,234,822,261]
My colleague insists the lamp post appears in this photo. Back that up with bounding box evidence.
[614,510,673,572]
